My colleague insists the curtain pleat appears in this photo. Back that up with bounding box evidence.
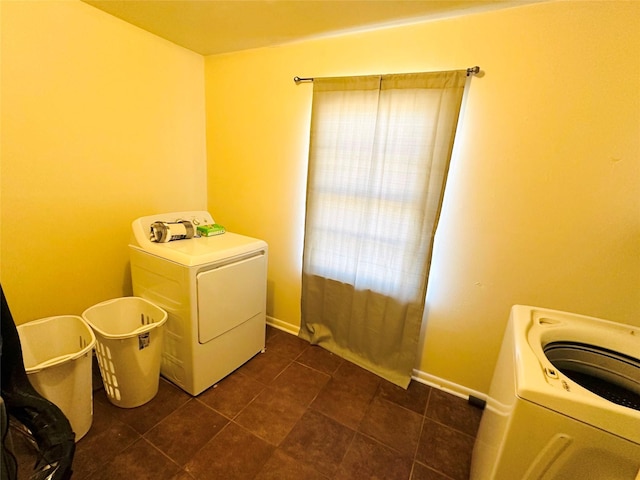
[300,70,467,387]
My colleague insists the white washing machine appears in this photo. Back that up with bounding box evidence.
[471,305,640,480]
[129,211,268,396]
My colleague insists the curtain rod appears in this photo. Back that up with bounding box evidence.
[294,66,480,84]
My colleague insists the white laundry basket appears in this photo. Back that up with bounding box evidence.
[17,315,96,440]
[82,297,167,408]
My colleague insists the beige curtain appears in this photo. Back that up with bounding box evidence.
[299,71,468,388]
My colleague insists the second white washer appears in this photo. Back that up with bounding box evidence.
[471,305,640,479]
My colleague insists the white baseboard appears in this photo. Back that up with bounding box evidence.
[411,369,487,402]
[266,316,485,401]
[266,315,300,336]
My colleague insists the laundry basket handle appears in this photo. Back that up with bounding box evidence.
[127,322,162,337]
[27,353,77,373]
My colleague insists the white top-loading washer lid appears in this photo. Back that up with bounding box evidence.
[129,211,267,266]
[130,232,267,266]
[511,305,640,445]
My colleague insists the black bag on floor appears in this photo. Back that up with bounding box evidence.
[0,284,75,480]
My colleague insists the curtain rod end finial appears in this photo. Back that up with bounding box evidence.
[467,66,481,76]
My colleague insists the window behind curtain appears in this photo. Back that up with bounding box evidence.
[305,81,455,302]
[300,71,468,387]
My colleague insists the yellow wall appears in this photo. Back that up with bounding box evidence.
[1,0,638,395]
[205,1,640,393]
[1,1,207,322]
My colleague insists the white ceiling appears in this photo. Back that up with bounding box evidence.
[82,0,537,56]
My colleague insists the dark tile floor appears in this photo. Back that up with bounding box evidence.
[11,326,483,480]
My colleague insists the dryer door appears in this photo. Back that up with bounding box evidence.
[196,252,266,344]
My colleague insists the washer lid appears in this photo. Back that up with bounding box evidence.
[130,232,266,266]
[511,305,640,445]
[129,211,267,266]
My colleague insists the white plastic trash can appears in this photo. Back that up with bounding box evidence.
[82,297,167,408]
[17,315,96,441]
